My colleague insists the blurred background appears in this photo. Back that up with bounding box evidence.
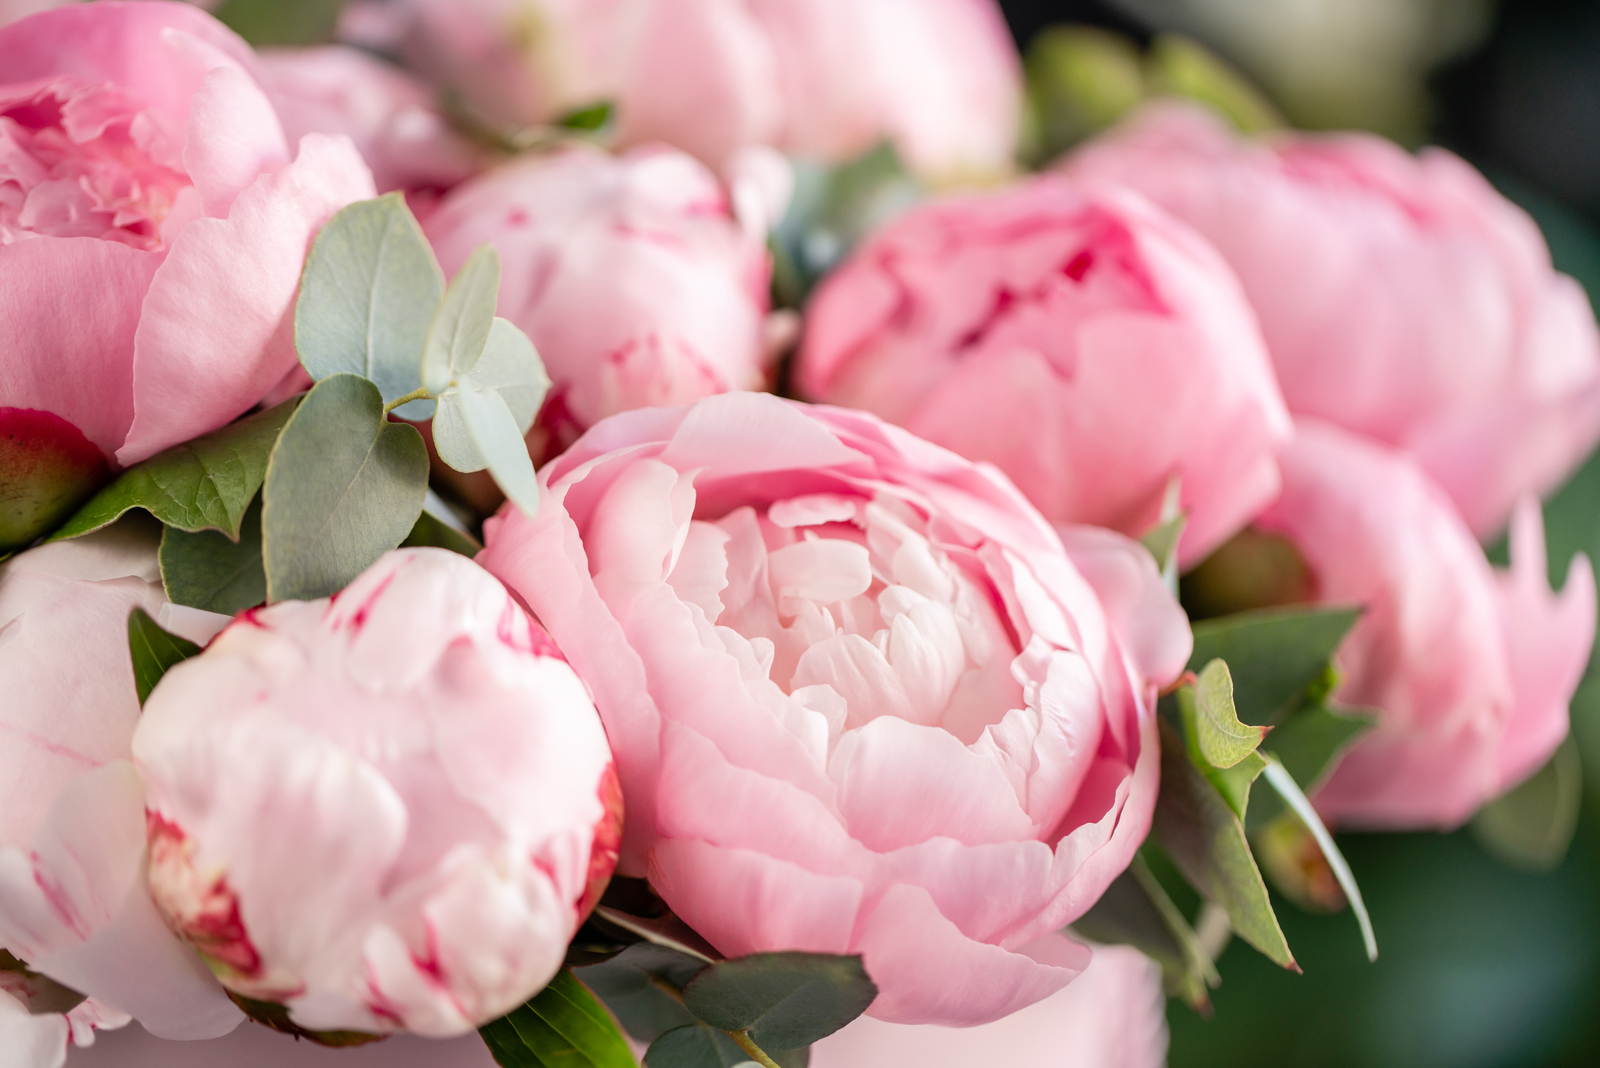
[998,2,1600,1065]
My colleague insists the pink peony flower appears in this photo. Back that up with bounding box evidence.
[1,982,131,1068]
[477,392,1190,1026]
[254,46,483,203]
[0,2,373,549]
[1252,421,1596,828]
[1066,101,1600,537]
[423,144,777,465]
[58,1016,500,1067]
[386,0,1021,181]
[797,177,1291,567]
[811,939,1167,1068]
[0,524,242,1043]
[132,549,621,1038]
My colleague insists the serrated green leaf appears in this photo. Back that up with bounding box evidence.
[1188,606,1361,725]
[1071,854,1218,1009]
[422,244,500,393]
[1180,660,1267,768]
[295,193,444,417]
[1247,704,1376,831]
[127,607,200,707]
[1259,759,1377,962]
[643,1025,751,1068]
[682,953,875,1051]
[400,508,482,557]
[51,399,299,543]
[1152,718,1295,970]
[1472,735,1584,872]
[160,495,266,614]
[261,375,428,602]
[480,970,637,1068]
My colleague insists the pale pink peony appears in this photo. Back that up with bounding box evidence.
[423,144,777,464]
[254,45,483,201]
[131,549,621,1038]
[1253,420,1596,828]
[477,392,1190,1026]
[68,1017,499,1067]
[385,0,1021,181]
[0,524,242,1043]
[0,982,131,1068]
[0,2,373,548]
[1066,101,1600,537]
[811,938,1167,1068]
[797,176,1291,567]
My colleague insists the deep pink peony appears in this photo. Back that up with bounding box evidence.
[423,144,777,464]
[255,45,483,202]
[477,392,1190,1025]
[0,524,242,1043]
[132,549,621,1038]
[1066,101,1600,537]
[1252,421,1596,828]
[0,2,373,547]
[797,176,1291,567]
[386,0,1021,181]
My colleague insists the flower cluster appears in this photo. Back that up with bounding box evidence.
[2,3,1597,1068]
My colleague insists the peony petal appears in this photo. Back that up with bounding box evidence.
[181,60,290,218]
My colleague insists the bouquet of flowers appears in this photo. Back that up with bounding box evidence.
[3,2,1597,1066]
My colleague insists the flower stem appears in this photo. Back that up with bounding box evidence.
[382,387,432,415]
[728,1030,783,1068]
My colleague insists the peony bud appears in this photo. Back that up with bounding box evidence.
[132,549,620,1039]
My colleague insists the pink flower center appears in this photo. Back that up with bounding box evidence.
[0,78,193,249]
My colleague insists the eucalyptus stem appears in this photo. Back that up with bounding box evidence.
[382,387,432,415]
[728,1030,783,1068]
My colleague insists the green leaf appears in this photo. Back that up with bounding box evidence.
[592,907,721,966]
[1472,735,1584,872]
[1151,718,1296,971]
[1180,528,1321,620]
[261,375,428,602]
[1187,606,1362,725]
[212,0,341,45]
[422,244,500,394]
[127,607,200,707]
[1247,703,1376,831]
[576,943,704,1043]
[1144,34,1284,134]
[401,508,482,557]
[51,399,299,542]
[480,970,637,1068]
[559,101,614,131]
[433,317,549,517]
[1071,854,1218,1009]
[1021,24,1147,166]
[1259,759,1378,963]
[1180,660,1268,768]
[643,1025,751,1068]
[160,495,266,614]
[682,952,876,1050]
[295,193,445,418]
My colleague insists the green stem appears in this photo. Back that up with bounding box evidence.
[382,387,432,415]
[728,1030,783,1068]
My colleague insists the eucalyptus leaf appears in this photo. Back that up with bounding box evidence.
[432,317,549,517]
[643,1025,753,1068]
[1472,736,1584,872]
[127,607,200,706]
[1152,719,1296,970]
[422,244,500,393]
[1188,606,1361,725]
[1259,759,1378,962]
[295,193,444,417]
[261,375,428,602]
[479,970,637,1068]
[51,399,298,542]
[1180,660,1268,768]
[401,508,482,557]
[1071,854,1218,1009]
[160,495,266,614]
[682,952,875,1051]
[576,943,704,1043]
[1247,704,1376,831]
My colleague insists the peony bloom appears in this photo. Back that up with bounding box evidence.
[423,144,777,465]
[797,177,1291,567]
[254,45,484,202]
[0,523,242,1044]
[386,0,1021,181]
[0,2,373,550]
[1245,421,1596,828]
[59,1019,500,1067]
[1066,101,1600,537]
[478,392,1190,1026]
[811,939,1167,1068]
[132,549,621,1039]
